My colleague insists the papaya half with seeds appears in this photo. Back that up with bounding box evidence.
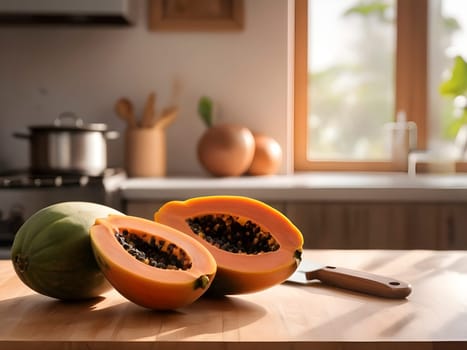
[154,195,304,296]
[90,215,217,310]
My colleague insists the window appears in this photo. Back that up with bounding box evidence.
[295,0,467,172]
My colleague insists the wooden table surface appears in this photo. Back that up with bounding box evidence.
[1,249,466,350]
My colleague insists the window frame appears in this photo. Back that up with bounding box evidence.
[294,0,428,172]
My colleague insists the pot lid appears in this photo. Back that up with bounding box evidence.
[29,112,109,132]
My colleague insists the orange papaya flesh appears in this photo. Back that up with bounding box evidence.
[154,196,304,296]
[90,215,217,310]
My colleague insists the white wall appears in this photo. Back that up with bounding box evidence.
[0,0,293,176]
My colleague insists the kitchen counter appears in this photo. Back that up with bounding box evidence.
[120,172,467,202]
[1,249,466,349]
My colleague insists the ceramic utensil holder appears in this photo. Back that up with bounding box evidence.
[125,127,166,177]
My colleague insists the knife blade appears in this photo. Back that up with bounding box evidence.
[287,259,412,299]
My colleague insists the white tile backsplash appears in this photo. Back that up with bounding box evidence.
[0,0,293,176]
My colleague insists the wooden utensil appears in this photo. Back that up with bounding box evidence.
[170,78,181,106]
[140,92,156,128]
[153,106,177,129]
[115,98,137,128]
[287,259,412,299]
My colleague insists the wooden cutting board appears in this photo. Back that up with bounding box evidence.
[1,249,467,350]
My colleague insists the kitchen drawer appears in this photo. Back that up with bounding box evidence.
[286,202,467,250]
[125,200,166,219]
[125,199,467,250]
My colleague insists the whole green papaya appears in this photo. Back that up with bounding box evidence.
[11,201,123,300]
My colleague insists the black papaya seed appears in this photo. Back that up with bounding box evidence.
[186,214,280,255]
[114,231,192,270]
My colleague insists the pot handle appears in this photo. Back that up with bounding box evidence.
[105,130,120,140]
[13,132,30,139]
[55,112,84,127]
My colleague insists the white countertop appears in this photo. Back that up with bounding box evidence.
[119,172,467,202]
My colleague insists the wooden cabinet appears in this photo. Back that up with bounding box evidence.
[286,202,467,250]
[125,200,166,220]
[439,204,467,249]
[125,200,467,250]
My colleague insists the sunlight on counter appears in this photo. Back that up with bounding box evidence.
[119,172,467,202]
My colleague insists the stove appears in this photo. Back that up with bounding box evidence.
[0,168,126,257]
[0,168,123,189]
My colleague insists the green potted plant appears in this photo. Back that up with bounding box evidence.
[439,55,467,137]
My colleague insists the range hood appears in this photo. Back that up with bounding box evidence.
[0,0,137,25]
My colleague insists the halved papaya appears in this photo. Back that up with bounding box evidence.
[154,196,304,295]
[90,215,217,310]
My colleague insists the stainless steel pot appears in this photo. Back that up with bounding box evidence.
[14,112,119,176]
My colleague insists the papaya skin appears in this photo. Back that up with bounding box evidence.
[11,202,122,300]
[90,215,217,310]
[154,195,304,296]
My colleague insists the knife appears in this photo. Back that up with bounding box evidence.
[287,259,412,299]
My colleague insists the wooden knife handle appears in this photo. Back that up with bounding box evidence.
[306,266,412,299]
